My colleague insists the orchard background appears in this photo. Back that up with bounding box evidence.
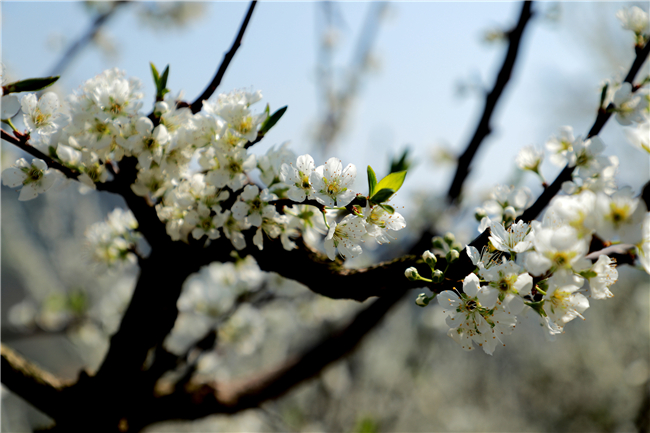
[1,2,649,432]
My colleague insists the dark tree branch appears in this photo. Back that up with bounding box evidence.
[140,287,408,423]
[2,129,81,181]
[0,344,71,420]
[446,1,534,203]
[46,2,128,79]
[189,1,257,114]
[519,40,650,223]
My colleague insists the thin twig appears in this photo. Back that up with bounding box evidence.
[519,40,650,223]
[189,1,257,114]
[1,129,80,180]
[446,1,534,203]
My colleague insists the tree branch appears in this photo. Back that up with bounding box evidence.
[0,344,71,420]
[1,129,81,181]
[519,40,650,223]
[189,1,257,114]
[446,1,534,203]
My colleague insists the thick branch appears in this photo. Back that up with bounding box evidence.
[446,1,534,203]
[189,1,257,114]
[0,344,71,420]
[143,287,408,423]
[519,40,650,223]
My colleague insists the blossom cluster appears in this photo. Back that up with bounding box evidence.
[1,68,406,263]
[413,137,648,355]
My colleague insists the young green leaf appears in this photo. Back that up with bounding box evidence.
[3,76,60,94]
[259,106,287,135]
[379,204,395,214]
[375,170,407,194]
[370,188,395,204]
[159,65,170,91]
[367,165,377,196]
[150,62,160,85]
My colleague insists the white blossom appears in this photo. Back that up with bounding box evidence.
[21,92,68,137]
[612,83,645,126]
[587,255,618,300]
[489,220,534,254]
[524,225,591,276]
[281,154,317,202]
[2,158,58,201]
[311,157,357,207]
[616,6,649,35]
[545,126,576,167]
[324,214,366,260]
[515,145,543,173]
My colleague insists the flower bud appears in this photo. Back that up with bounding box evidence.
[405,267,420,281]
[443,232,456,245]
[415,293,430,307]
[504,206,517,221]
[422,250,437,268]
[474,207,487,222]
[432,236,445,249]
[450,241,463,252]
[446,249,460,263]
[432,269,444,283]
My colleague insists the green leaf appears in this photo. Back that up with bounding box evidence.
[367,165,377,196]
[159,65,170,91]
[375,170,406,195]
[370,188,394,204]
[259,106,287,135]
[389,147,411,173]
[379,204,395,214]
[3,76,60,94]
[150,62,160,86]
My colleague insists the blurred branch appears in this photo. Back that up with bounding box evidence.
[46,2,128,79]
[0,344,71,420]
[519,40,650,223]
[189,1,257,114]
[447,1,534,203]
[143,287,408,423]
[314,2,388,152]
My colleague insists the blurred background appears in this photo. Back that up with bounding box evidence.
[1,1,649,432]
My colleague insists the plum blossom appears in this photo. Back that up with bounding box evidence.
[2,158,58,201]
[311,157,357,207]
[543,272,589,330]
[616,6,649,35]
[489,220,534,255]
[586,255,618,299]
[612,83,646,126]
[524,225,591,277]
[231,185,277,227]
[324,214,366,260]
[545,126,576,167]
[362,204,406,245]
[281,154,316,202]
[593,188,646,243]
[21,92,68,137]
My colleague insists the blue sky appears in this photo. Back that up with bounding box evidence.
[2,2,648,221]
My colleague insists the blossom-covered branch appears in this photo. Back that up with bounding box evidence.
[446,1,534,203]
[519,40,650,223]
